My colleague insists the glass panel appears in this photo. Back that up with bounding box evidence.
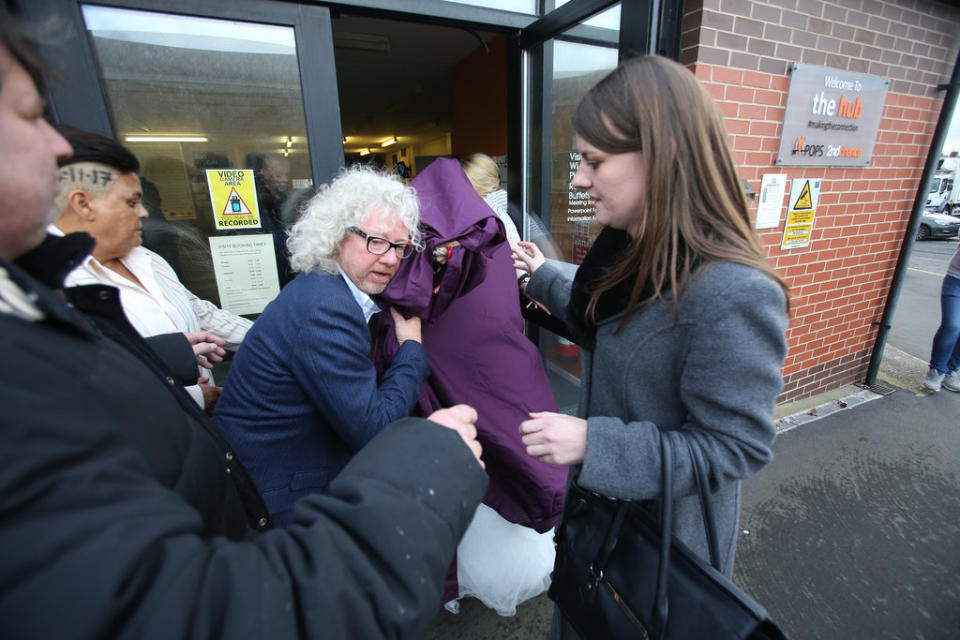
[548,39,619,263]
[441,0,536,13]
[553,1,621,29]
[82,5,312,311]
[529,29,618,410]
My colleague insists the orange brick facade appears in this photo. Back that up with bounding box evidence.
[679,0,960,403]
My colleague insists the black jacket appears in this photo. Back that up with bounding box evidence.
[0,233,487,639]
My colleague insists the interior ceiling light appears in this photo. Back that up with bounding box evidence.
[125,135,208,143]
[381,136,398,148]
[359,149,371,156]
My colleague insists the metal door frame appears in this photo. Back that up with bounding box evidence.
[508,0,684,237]
[13,0,344,187]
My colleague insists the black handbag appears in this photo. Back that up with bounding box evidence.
[548,433,786,639]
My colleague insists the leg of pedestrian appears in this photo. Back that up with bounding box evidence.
[942,370,960,392]
[926,274,960,391]
[944,302,960,393]
[925,368,945,391]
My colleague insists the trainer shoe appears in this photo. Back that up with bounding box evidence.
[924,368,944,392]
[942,370,960,393]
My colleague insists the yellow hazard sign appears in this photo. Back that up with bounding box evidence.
[786,210,814,224]
[793,181,813,209]
[207,169,261,230]
[781,178,821,250]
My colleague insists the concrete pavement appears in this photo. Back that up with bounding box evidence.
[422,353,960,639]
[736,384,960,639]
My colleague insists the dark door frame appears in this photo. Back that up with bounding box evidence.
[509,0,684,231]
[507,0,683,345]
[13,0,344,187]
[12,0,683,210]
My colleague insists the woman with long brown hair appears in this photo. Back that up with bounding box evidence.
[512,55,790,637]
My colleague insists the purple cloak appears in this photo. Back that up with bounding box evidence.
[373,158,567,535]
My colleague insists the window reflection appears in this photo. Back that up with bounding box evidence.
[81,5,312,307]
[553,1,620,28]
[442,0,536,13]
[548,40,618,264]
[531,30,618,407]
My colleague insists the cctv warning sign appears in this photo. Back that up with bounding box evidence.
[207,169,261,230]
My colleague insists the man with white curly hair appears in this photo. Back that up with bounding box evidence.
[214,164,432,527]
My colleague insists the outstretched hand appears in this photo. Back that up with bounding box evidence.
[511,241,550,313]
[184,331,227,369]
[519,411,587,466]
[511,241,546,275]
[428,404,484,469]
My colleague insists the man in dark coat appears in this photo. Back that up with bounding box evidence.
[0,21,487,639]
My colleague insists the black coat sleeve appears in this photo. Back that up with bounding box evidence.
[0,394,487,640]
[144,332,198,385]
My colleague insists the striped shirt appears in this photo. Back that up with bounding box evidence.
[483,189,521,248]
[51,225,252,407]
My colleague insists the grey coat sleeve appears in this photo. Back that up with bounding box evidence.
[577,271,788,502]
[525,260,578,330]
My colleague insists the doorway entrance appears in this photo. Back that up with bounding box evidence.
[331,13,505,179]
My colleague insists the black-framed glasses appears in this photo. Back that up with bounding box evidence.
[347,226,416,259]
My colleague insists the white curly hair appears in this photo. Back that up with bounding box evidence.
[287,164,421,275]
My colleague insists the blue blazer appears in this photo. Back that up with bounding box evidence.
[214,271,430,526]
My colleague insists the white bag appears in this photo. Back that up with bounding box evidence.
[444,503,555,616]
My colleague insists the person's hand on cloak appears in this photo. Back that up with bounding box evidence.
[432,240,461,265]
[512,241,551,314]
[390,306,422,345]
[519,411,587,465]
[428,404,485,469]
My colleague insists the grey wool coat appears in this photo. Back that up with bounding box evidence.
[527,259,788,576]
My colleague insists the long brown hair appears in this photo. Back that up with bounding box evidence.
[572,56,789,328]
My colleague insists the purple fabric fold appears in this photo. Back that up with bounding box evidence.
[373,158,567,538]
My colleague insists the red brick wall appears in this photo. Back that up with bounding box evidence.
[680,0,960,403]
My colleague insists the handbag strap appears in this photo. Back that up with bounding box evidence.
[685,438,722,571]
[590,433,720,634]
[651,432,674,635]
[651,433,724,634]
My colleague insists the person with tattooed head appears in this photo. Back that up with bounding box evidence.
[50,126,252,415]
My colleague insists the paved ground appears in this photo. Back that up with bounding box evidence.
[735,386,960,639]
[422,352,960,639]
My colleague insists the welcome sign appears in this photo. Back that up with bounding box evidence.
[776,64,889,167]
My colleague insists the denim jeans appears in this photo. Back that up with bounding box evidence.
[929,274,960,374]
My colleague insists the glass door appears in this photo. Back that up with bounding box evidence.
[515,0,640,411]
[21,0,342,314]
[81,5,316,305]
